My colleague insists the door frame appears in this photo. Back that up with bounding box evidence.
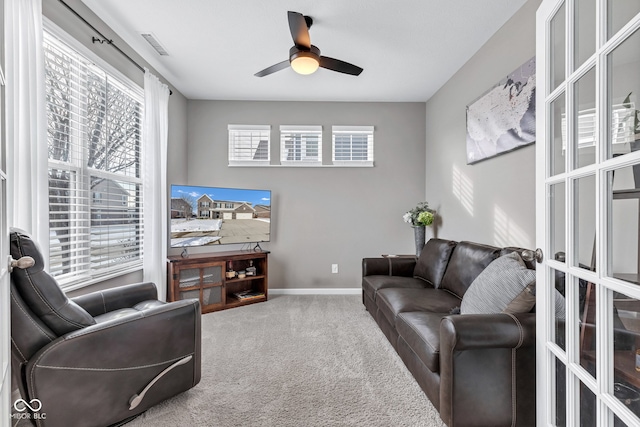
[536,0,640,425]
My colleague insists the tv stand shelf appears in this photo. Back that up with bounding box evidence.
[167,250,269,313]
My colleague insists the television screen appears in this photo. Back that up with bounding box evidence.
[170,185,271,248]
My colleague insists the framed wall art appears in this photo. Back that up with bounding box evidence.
[466,57,536,164]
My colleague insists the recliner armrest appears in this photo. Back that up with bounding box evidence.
[362,257,416,277]
[26,298,201,426]
[71,282,159,316]
[32,298,200,370]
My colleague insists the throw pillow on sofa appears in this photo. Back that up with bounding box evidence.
[504,282,536,314]
[460,251,536,314]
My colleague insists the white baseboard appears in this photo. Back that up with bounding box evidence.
[269,288,361,295]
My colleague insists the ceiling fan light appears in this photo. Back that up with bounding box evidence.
[290,54,319,75]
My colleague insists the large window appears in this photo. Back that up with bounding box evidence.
[44,29,144,288]
[280,125,322,165]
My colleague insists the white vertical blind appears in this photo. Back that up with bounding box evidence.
[228,124,270,166]
[44,30,144,288]
[332,125,374,166]
[280,125,322,165]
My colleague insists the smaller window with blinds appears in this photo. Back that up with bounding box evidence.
[228,125,271,166]
[280,125,322,165]
[332,126,374,167]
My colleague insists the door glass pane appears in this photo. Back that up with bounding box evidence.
[610,289,640,420]
[579,280,597,378]
[552,94,567,175]
[202,287,222,306]
[607,0,640,40]
[607,28,640,160]
[551,2,567,92]
[574,175,597,269]
[179,268,200,288]
[580,381,597,426]
[608,166,640,284]
[555,354,567,426]
[554,267,567,350]
[202,265,222,284]
[551,182,567,261]
[574,68,597,169]
[575,0,597,68]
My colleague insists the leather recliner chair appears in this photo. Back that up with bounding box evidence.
[9,229,201,427]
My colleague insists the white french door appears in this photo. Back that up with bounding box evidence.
[537,0,640,425]
[0,26,9,427]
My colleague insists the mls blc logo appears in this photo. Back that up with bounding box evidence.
[12,398,46,420]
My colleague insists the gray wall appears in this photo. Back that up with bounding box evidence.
[42,0,189,296]
[43,0,540,295]
[424,0,541,249]
[184,101,426,289]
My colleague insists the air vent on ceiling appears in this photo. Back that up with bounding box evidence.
[140,32,169,56]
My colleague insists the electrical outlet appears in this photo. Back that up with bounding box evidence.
[331,264,338,274]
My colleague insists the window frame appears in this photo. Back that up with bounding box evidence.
[279,125,323,166]
[44,21,145,290]
[228,124,271,166]
[332,125,374,167]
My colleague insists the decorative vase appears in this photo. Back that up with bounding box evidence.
[413,225,426,257]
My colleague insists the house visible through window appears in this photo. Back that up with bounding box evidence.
[44,28,144,288]
[332,126,374,166]
[228,124,270,166]
[280,125,322,165]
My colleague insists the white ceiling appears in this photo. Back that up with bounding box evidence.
[81,0,527,102]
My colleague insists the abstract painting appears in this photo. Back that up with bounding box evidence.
[466,57,536,164]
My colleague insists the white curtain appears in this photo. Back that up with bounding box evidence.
[4,0,49,258]
[142,70,170,301]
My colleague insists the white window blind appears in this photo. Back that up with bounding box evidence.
[228,125,270,166]
[44,30,144,288]
[332,126,374,166]
[280,125,322,165]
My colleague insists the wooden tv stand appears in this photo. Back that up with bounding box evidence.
[167,250,269,313]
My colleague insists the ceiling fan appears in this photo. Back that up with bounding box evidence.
[255,11,363,77]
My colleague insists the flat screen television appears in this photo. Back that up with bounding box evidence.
[170,184,271,248]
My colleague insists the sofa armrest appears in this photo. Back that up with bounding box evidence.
[441,312,536,351]
[26,298,201,426]
[362,257,416,277]
[439,313,536,427]
[71,282,159,317]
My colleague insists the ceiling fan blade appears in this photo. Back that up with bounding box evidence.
[288,11,311,48]
[319,56,363,76]
[254,60,290,77]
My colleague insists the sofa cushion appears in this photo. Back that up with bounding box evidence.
[461,252,536,314]
[362,275,430,301]
[377,288,461,327]
[439,241,501,299]
[396,311,445,372]
[413,239,457,288]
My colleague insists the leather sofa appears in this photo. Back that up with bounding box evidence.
[10,230,201,427]
[362,238,536,427]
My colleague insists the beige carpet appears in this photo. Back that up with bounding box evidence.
[126,295,446,427]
